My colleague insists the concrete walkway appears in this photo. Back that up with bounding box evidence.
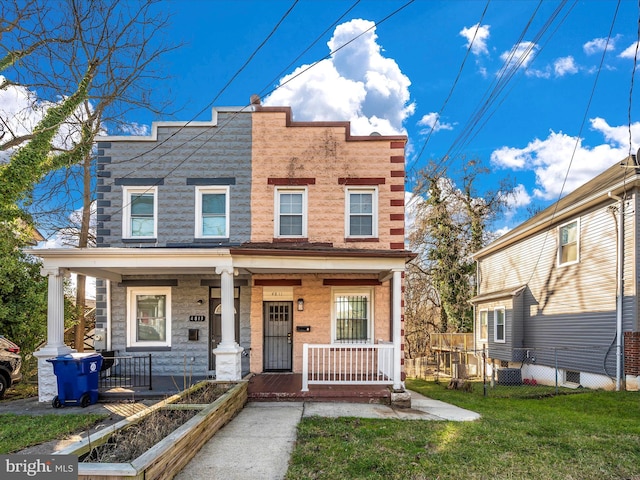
[174,391,480,480]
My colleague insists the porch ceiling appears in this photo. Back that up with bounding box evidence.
[27,247,408,281]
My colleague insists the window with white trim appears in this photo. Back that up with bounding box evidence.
[332,288,373,344]
[494,307,505,343]
[275,187,307,237]
[479,309,488,342]
[127,287,171,348]
[558,219,579,265]
[123,187,157,239]
[346,187,377,238]
[195,186,229,238]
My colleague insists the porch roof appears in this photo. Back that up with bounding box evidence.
[27,246,412,282]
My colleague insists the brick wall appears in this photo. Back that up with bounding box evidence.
[624,331,640,376]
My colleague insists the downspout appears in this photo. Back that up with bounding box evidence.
[608,191,624,391]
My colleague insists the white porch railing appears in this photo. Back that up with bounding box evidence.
[302,343,395,391]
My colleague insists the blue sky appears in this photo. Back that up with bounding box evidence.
[3,0,640,234]
[130,0,640,232]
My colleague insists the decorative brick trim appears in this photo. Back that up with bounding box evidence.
[254,279,302,286]
[390,155,405,163]
[390,199,404,206]
[390,185,405,192]
[624,331,640,376]
[268,178,316,185]
[390,228,405,236]
[390,214,404,221]
[390,141,405,149]
[338,177,386,185]
[390,170,405,177]
[187,177,236,185]
[345,237,379,243]
[114,178,164,186]
[390,242,405,250]
[323,279,381,286]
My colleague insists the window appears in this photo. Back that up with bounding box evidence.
[565,370,581,385]
[494,307,505,343]
[195,186,229,238]
[275,188,306,237]
[333,289,373,343]
[123,187,157,239]
[346,188,377,237]
[558,220,579,265]
[479,310,488,341]
[127,287,171,348]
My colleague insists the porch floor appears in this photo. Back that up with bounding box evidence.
[247,373,391,404]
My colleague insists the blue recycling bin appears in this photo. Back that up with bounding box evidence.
[47,352,103,408]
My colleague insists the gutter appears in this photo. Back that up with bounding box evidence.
[608,191,624,391]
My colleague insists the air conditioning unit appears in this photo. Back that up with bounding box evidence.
[497,368,522,386]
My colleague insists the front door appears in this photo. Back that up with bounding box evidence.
[263,301,293,371]
[209,289,240,372]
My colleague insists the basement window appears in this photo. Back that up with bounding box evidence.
[565,370,580,385]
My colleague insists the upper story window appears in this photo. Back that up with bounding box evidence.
[558,219,579,266]
[275,187,307,238]
[346,187,378,238]
[333,289,373,344]
[478,309,488,342]
[195,186,229,238]
[494,307,505,343]
[127,287,171,349]
[123,186,157,239]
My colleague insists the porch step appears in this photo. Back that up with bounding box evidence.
[248,389,391,404]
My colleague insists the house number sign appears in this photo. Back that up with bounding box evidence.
[189,315,206,322]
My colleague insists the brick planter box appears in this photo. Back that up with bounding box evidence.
[56,380,248,480]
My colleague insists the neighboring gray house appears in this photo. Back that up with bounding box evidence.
[471,154,640,391]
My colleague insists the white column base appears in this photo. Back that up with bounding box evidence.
[34,345,75,402]
[213,344,243,381]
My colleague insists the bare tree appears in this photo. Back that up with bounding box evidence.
[1,0,179,350]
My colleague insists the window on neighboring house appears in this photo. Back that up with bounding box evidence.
[127,287,171,348]
[333,289,373,343]
[494,307,505,343]
[123,187,157,239]
[479,310,488,341]
[558,219,579,265]
[195,186,229,238]
[346,187,377,238]
[275,188,306,237]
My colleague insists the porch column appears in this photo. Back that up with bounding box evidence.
[392,269,404,391]
[213,266,243,380]
[34,267,74,402]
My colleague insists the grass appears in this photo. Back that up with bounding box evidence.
[285,378,640,480]
[0,413,106,454]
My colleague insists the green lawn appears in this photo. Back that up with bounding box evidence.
[0,413,105,454]
[285,378,640,480]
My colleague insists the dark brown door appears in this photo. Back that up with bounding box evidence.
[263,301,293,371]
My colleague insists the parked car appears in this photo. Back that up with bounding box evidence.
[0,336,22,398]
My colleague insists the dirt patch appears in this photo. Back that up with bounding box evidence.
[175,383,232,404]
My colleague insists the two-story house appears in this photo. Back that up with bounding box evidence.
[30,100,413,402]
[471,154,640,391]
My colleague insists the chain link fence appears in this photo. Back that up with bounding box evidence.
[406,345,622,398]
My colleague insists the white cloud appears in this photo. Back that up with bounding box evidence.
[554,56,578,77]
[619,41,640,59]
[499,41,539,75]
[507,184,531,209]
[263,19,414,135]
[117,122,150,136]
[490,119,640,200]
[584,36,618,55]
[459,23,491,56]
[417,112,454,134]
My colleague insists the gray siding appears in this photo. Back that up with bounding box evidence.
[477,198,635,375]
[96,111,252,247]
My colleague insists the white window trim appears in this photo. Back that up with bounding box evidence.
[494,306,506,343]
[557,218,580,267]
[478,309,488,342]
[274,187,307,238]
[127,286,172,348]
[122,186,158,239]
[195,185,230,238]
[331,287,374,344]
[345,187,378,238]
